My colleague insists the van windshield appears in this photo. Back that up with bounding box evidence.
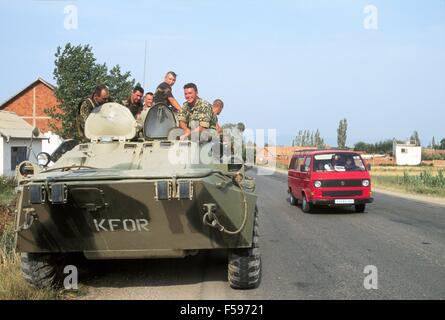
[313,153,366,172]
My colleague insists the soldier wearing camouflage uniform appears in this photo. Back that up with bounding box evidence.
[153,71,182,113]
[210,99,224,134]
[122,85,144,118]
[77,84,109,141]
[178,83,213,140]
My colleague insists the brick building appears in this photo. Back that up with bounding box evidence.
[0,77,61,133]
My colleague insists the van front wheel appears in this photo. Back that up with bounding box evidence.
[301,196,312,213]
[355,204,366,213]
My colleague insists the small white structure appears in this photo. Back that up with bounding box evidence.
[394,141,422,166]
[0,111,47,177]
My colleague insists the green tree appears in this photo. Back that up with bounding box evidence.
[314,129,325,149]
[293,129,325,148]
[354,141,369,152]
[107,65,135,103]
[221,122,246,131]
[293,130,302,146]
[440,138,445,150]
[337,118,348,148]
[353,139,395,155]
[46,43,135,139]
[410,130,420,146]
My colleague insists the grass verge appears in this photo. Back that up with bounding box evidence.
[371,168,445,197]
[0,177,87,300]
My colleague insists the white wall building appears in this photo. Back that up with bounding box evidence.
[0,111,47,177]
[394,143,422,166]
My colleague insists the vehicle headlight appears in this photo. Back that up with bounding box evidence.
[37,152,50,167]
[362,179,370,187]
[314,180,322,188]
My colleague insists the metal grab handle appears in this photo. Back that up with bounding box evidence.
[15,208,37,232]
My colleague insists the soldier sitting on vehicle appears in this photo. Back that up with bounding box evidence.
[153,71,182,113]
[77,84,109,141]
[135,92,154,128]
[143,92,154,109]
[210,99,224,135]
[122,85,144,118]
[177,83,213,141]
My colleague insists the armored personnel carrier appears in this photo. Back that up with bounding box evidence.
[14,102,261,289]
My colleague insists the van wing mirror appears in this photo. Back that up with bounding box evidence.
[366,163,371,171]
[300,165,306,172]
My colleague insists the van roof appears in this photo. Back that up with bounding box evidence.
[291,149,361,158]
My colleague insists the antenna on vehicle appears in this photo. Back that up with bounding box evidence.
[143,40,148,88]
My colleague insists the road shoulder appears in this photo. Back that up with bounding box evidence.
[372,187,445,207]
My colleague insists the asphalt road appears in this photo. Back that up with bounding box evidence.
[80,169,445,299]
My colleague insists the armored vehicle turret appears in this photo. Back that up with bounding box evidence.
[14,102,261,289]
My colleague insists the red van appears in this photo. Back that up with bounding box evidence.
[287,149,373,213]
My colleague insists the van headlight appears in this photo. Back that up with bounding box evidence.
[314,180,322,188]
[362,179,370,187]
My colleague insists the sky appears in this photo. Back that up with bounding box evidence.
[0,0,444,146]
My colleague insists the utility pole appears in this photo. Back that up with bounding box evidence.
[143,40,147,88]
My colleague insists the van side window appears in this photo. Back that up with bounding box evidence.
[294,157,300,171]
[289,158,296,170]
[304,156,311,172]
[296,156,304,172]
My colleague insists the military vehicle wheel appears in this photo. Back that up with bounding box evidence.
[301,195,312,213]
[21,253,64,288]
[289,191,298,206]
[228,211,261,289]
[354,204,366,213]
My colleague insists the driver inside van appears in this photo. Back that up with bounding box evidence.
[345,157,358,170]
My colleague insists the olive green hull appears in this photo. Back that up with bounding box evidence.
[16,174,257,259]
